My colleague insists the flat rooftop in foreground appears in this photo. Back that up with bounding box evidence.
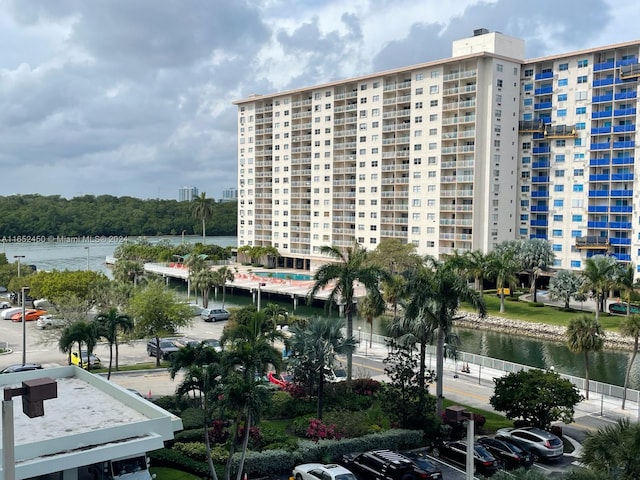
[0,366,182,480]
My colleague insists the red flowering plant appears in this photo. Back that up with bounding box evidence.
[306,418,342,442]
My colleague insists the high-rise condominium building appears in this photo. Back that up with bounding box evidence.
[179,186,198,202]
[234,29,640,275]
[222,187,238,202]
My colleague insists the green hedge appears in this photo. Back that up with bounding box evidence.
[148,448,210,477]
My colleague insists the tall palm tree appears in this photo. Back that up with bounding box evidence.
[212,266,235,308]
[307,243,388,386]
[286,316,356,419]
[95,307,133,379]
[486,248,520,313]
[520,238,555,303]
[185,253,208,301]
[58,321,99,369]
[382,274,407,323]
[620,314,640,409]
[403,257,486,416]
[581,255,618,321]
[464,249,490,296]
[191,192,214,244]
[192,268,217,308]
[358,291,385,348]
[613,263,637,316]
[566,314,605,400]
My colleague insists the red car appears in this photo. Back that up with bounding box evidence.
[11,309,47,322]
[268,371,292,388]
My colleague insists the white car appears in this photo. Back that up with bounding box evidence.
[0,301,11,309]
[293,464,357,480]
[36,315,67,329]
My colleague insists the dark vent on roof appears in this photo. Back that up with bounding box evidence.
[473,28,489,36]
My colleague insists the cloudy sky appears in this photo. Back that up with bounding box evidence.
[1,0,638,200]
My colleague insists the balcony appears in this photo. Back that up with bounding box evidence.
[612,253,632,261]
[613,124,636,133]
[532,161,550,169]
[575,236,609,249]
[587,221,607,229]
[593,94,613,103]
[610,237,632,245]
[591,126,612,134]
[534,86,553,95]
[614,108,637,117]
[589,174,610,182]
[587,206,608,213]
[530,220,548,227]
[534,101,553,110]
[592,110,613,119]
[535,71,554,80]
[518,120,545,133]
[610,206,633,213]
[531,191,549,198]
[612,156,634,165]
[532,146,551,154]
[609,222,632,229]
[530,205,549,212]
[531,176,550,183]
[613,140,635,148]
[594,61,615,71]
[611,173,634,181]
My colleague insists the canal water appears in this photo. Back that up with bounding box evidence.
[3,236,638,388]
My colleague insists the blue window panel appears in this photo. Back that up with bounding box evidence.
[578,59,588,68]
[521,186,530,192]
[558,78,568,86]
[574,138,583,146]
[571,260,581,268]
[574,153,585,159]
[553,244,562,252]
[522,156,531,164]
[553,215,563,221]
[572,214,583,222]
[555,154,565,162]
[558,94,568,101]
[573,184,584,192]
[557,109,567,117]
[524,83,533,91]
[552,229,563,236]
[559,63,569,71]
[523,98,533,106]
[571,230,582,237]
[637,264,640,273]
[519,228,528,235]
[576,122,586,130]
[520,214,529,221]
[554,200,564,207]
[576,107,587,114]
[554,185,564,192]
[523,112,533,121]
[553,259,562,267]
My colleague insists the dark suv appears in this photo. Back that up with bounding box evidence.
[342,449,437,480]
[146,338,180,360]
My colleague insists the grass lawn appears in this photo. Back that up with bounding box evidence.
[150,467,201,480]
[442,398,513,433]
[461,293,623,331]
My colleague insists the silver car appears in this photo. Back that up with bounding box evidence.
[200,308,230,322]
[496,427,563,462]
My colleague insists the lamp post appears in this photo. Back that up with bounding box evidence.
[21,286,29,365]
[84,246,90,271]
[13,255,25,277]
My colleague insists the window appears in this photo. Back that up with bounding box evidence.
[428,143,436,150]
[573,184,584,192]
[416,73,424,81]
[554,185,564,192]
[578,59,588,68]
[415,88,423,95]
[429,113,438,121]
[557,109,567,117]
[555,154,565,162]
[574,168,584,176]
[497,79,503,87]
[415,130,422,137]
[523,83,533,91]
[524,98,533,106]
[429,85,439,94]
[552,229,563,236]
[577,75,588,84]
[571,230,582,237]
[559,63,569,71]
[571,260,581,268]
[414,158,422,165]
[360,97,367,104]
[430,100,438,107]
[554,199,564,207]
[556,139,566,147]
[576,106,586,114]
[572,214,583,222]
[553,214,563,222]
[359,110,367,118]
[575,122,586,130]
[360,84,367,91]
[496,63,503,72]
[429,128,437,135]
[524,69,533,77]
[412,199,422,207]
[557,93,568,102]
[553,244,562,252]
[555,169,565,177]
[415,116,423,123]
[414,144,422,151]
[372,108,380,116]
[558,78,568,87]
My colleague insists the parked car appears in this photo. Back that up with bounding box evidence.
[496,427,563,462]
[400,449,443,479]
[293,463,357,480]
[477,436,534,470]
[11,309,47,322]
[70,351,102,370]
[0,363,43,374]
[431,441,499,476]
[0,301,11,309]
[0,307,23,320]
[200,308,231,322]
[342,449,434,480]
[146,338,180,360]
[36,315,67,329]
[326,367,348,383]
[176,337,223,352]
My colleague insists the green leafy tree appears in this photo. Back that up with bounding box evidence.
[490,369,583,429]
[308,243,388,386]
[566,314,605,400]
[581,418,640,480]
[128,281,193,367]
[95,308,133,379]
[549,269,584,310]
[112,258,145,286]
[520,238,556,303]
[620,314,640,410]
[28,270,108,307]
[581,255,618,321]
[358,291,385,348]
[286,316,356,419]
[191,192,214,243]
[58,321,100,369]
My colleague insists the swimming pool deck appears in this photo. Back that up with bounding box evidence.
[143,262,367,308]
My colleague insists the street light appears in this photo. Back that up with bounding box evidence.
[84,246,90,271]
[21,286,30,365]
[13,255,25,277]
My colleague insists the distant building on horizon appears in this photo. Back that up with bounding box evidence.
[221,187,238,202]
[178,186,198,202]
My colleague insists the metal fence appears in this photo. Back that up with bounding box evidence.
[365,332,640,405]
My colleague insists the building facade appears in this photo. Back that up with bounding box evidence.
[221,187,238,202]
[234,29,640,275]
[178,186,198,202]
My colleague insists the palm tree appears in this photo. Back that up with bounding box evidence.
[403,257,486,416]
[620,314,640,409]
[307,243,388,386]
[581,418,640,479]
[581,255,618,321]
[112,258,145,286]
[566,314,605,400]
[613,263,637,316]
[358,291,385,348]
[286,316,356,419]
[464,249,490,296]
[58,321,99,369]
[382,274,407,323]
[185,253,208,301]
[520,238,555,303]
[95,308,133,379]
[192,268,217,308]
[191,192,214,243]
[486,248,520,313]
[212,266,235,308]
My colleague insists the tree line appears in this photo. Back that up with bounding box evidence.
[0,194,237,237]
